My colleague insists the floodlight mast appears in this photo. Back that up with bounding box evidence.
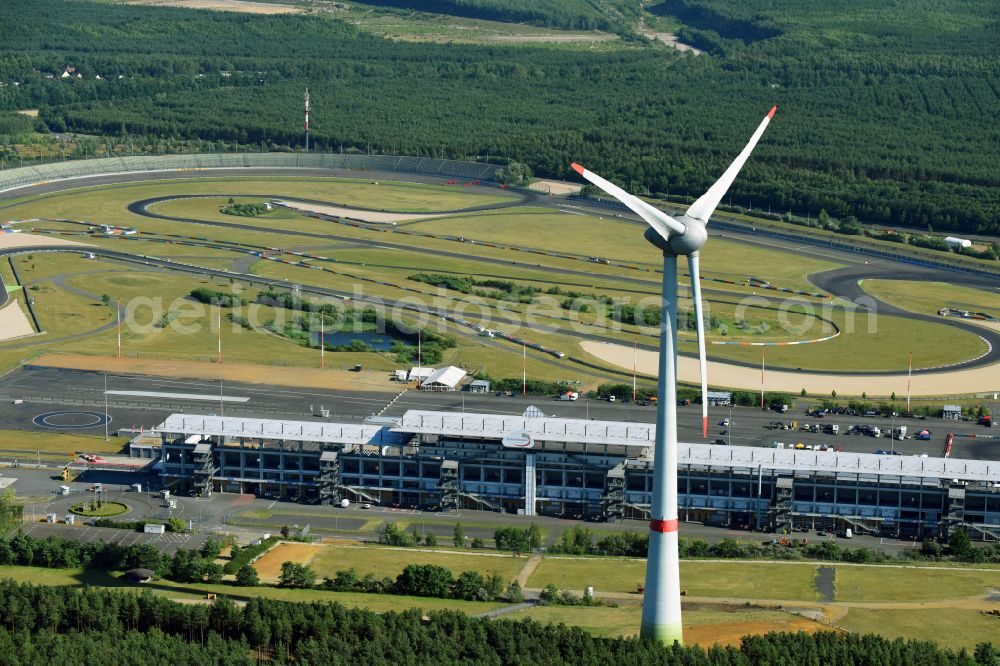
[571,105,776,644]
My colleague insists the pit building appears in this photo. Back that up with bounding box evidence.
[155,410,1000,540]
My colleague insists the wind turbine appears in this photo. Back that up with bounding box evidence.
[571,105,776,644]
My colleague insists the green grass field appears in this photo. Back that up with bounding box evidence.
[307,545,527,582]
[528,558,820,600]
[0,430,126,456]
[837,608,1000,651]
[862,280,1000,319]
[833,565,1000,602]
[0,565,503,613]
[504,604,819,640]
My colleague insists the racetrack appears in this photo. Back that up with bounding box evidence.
[1,162,997,395]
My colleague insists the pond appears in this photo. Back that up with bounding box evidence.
[315,330,406,351]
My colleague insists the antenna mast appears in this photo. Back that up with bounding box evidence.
[304,88,310,153]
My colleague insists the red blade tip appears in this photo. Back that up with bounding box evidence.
[767,105,778,119]
[702,416,708,438]
[570,163,585,175]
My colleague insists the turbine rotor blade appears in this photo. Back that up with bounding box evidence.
[686,105,777,224]
[688,251,709,439]
[571,163,686,240]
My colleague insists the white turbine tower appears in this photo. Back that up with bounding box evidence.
[572,105,776,643]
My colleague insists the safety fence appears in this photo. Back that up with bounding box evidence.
[0,153,502,194]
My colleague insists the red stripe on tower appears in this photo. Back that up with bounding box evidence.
[649,519,679,533]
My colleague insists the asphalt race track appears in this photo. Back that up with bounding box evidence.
[1,165,997,380]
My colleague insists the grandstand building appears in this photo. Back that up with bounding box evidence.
[156,410,1000,540]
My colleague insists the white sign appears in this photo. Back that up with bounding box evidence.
[501,430,534,449]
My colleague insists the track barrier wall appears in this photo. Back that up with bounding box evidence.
[0,153,502,195]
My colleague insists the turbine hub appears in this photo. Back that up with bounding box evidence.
[644,217,707,256]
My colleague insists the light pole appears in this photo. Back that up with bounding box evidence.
[728,403,733,446]
[104,372,109,441]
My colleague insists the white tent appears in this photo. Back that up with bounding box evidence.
[408,367,435,382]
[419,366,467,391]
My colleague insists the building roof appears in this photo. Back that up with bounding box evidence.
[156,414,392,446]
[671,442,1000,483]
[469,379,490,388]
[395,410,655,448]
[943,405,962,411]
[420,366,467,389]
[706,391,731,398]
[408,367,435,381]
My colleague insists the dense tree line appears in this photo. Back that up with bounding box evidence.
[0,531,231,582]
[0,580,996,664]
[353,0,634,32]
[1,0,998,235]
[547,525,1000,564]
[319,562,519,602]
[189,287,248,308]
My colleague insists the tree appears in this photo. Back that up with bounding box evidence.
[280,525,290,539]
[235,564,259,587]
[495,161,533,187]
[539,583,560,604]
[831,390,837,399]
[424,532,437,547]
[948,528,972,559]
[506,580,524,603]
[203,562,224,584]
[801,388,806,396]
[451,570,488,601]
[395,564,453,598]
[278,561,316,588]
[470,538,484,549]
[453,523,465,548]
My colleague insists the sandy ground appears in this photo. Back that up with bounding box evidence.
[0,233,90,250]
[253,542,323,581]
[0,299,34,341]
[528,180,584,196]
[684,614,831,647]
[276,201,455,224]
[32,354,399,391]
[647,32,704,55]
[126,0,303,14]
[487,33,616,43]
[16,109,39,118]
[580,340,1000,397]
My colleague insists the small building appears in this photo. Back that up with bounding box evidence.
[420,366,467,392]
[944,236,972,249]
[943,405,962,420]
[393,370,408,382]
[706,391,732,407]
[123,568,155,583]
[467,379,490,393]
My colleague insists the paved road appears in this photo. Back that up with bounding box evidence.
[810,263,999,374]
[0,366,989,459]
